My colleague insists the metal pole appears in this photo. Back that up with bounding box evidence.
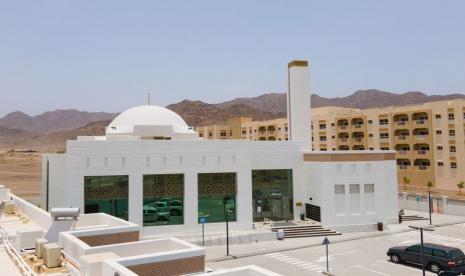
[226,210,229,256]
[46,159,50,211]
[326,243,329,272]
[428,191,432,225]
[202,222,205,246]
[420,228,425,276]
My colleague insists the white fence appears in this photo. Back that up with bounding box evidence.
[398,192,465,216]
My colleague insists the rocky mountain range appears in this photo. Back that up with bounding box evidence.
[0,89,464,151]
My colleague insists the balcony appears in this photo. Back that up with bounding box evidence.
[416,165,430,171]
[413,135,429,142]
[352,124,364,129]
[398,165,410,170]
[397,150,409,156]
[394,135,409,142]
[416,150,429,155]
[414,119,428,126]
[339,138,349,143]
[338,125,348,130]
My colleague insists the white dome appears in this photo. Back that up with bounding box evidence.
[109,105,189,130]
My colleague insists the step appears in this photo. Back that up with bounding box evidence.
[272,225,324,231]
[279,229,335,234]
[283,232,342,238]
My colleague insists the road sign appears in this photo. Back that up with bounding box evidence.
[322,237,330,273]
[322,237,330,245]
[200,217,207,224]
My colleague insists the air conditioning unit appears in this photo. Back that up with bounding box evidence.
[4,202,15,214]
[35,238,48,259]
[43,243,62,268]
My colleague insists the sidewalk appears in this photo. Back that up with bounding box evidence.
[206,210,465,263]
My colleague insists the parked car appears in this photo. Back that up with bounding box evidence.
[387,243,465,274]
[142,204,170,222]
[145,199,183,216]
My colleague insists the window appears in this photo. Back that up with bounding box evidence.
[407,245,421,253]
[198,173,237,223]
[449,129,456,136]
[369,147,374,150]
[451,162,457,169]
[437,162,444,167]
[448,113,455,120]
[463,112,465,120]
[334,184,345,215]
[285,127,288,131]
[208,132,213,137]
[331,135,336,139]
[450,146,456,152]
[319,124,326,129]
[84,175,129,220]
[436,130,442,135]
[320,136,327,141]
[242,130,247,135]
[437,146,443,150]
[369,133,374,137]
[331,123,335,126]
[435,114,441,119]
[199,133,203,137]
[320,148,327,151]
[379,119,389,125]
[220,131,227,137]
[143,174,184,226]
[364,184,375,212]
[380,133,389,139]
[381,147,390,150]
[433,249,448,259]
[368,120,373,124]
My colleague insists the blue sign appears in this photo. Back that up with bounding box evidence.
[200,217,207,224]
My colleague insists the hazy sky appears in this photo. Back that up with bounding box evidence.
[1,1,465,117]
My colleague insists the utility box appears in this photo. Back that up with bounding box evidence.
[14,229,43,251]
[4,202,15,214]
[43,243,62,268]
[35,238,48,259]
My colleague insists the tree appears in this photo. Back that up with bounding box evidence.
[458,181,465,195]
[403,176,411,190]
[426,181,434,191]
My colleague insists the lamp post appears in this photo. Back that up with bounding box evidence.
[409,226,434,276]
[223,196,231,256]
[428,190,432,225]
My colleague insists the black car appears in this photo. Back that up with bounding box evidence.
[387,243,465,274]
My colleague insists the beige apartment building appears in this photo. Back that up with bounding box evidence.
[196,99,465,192]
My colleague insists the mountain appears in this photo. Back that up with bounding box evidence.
[0,109,117,134]
[167,100,286,126]
[215,90,465,113]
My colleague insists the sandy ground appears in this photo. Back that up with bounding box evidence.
[0,150,41,201]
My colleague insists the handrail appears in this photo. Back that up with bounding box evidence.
[0,225,37,276]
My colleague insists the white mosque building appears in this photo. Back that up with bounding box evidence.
[42,60,398,236]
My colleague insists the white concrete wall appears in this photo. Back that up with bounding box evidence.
[41,154,67,211]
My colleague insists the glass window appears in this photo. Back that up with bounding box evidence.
[451,250,465,260]
[407,245,420,253]
[84,175,129,220]
[143,174,184,227]
[252,170,293,222]
[433,249,448,258]
[198,173,237,223]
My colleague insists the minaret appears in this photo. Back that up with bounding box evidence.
[287,60,311,145]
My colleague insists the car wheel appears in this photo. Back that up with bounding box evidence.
[428,262,441,273]
[390,254,401,263]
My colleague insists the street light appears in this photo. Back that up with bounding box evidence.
[428,190,432,225]
[223,196,232,256]
[409,225,434,276]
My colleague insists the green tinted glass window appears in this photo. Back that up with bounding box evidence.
[143,174,184,227]
[84,175,129,220]
[198,173,237,223]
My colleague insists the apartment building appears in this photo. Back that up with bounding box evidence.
[196,99,465,192]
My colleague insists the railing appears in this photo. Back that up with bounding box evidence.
[416,150,428,155]
[414,135,428,140]
[398,165,409,170]
[353,124,363,128]
[0,226,37,276]
[339,138,348,142]
[396,135,408,140]
[338,125,348,129]
[416,165,429,171]
[397,150,409,155]
[353,137,363,142]
[414,119,427,125]
[395,121,407,126]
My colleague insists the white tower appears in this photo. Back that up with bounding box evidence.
[287,60,311,145]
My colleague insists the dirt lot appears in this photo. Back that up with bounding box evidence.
[0,150,42,200]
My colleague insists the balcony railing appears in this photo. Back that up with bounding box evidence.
[414,119,428,125]
[416,165,430,171]
[353,137,363,142]
[396,135,408,140]
[397,150,409,155]
[398,165,409,170]
[416,150,429,155]
[395,121,408,126]
[414,135,428,140]
[338,125,348,129]
[353,124,363,129]
[339,138,349,142]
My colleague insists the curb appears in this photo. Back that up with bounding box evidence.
[207,220,465,263]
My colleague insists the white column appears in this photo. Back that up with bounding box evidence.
[287,60,311,146]
[184,172,198,228]
[129,174,143,226]
[237,170,253,230]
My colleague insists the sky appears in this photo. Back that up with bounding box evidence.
[1,1,465,117]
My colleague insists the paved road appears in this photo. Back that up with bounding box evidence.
[207,223,465,276]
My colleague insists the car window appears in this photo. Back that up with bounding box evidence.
[407,246,420,253]
[432,249,448,258]
[451,250,465,260]
[423,247,432,255]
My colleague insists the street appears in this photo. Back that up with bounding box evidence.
[207,223,465,276]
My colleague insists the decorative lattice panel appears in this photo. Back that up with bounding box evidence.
[198,173,236,195]
[84,175,129,199]
[143,174,184,197]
